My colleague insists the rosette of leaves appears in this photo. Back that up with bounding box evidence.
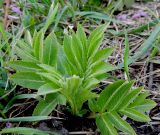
[89,80,156,135]
[9,24,114,115]
[8,24,156,134]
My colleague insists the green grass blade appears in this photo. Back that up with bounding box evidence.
[75,11,121,24]
[54,5,69,30]
[124,32,130,80]
[3,94,38,113]
[118,25,160,68]
[0,127,59,135]
[0,116,53,122]
[44,3,59,32]
[110,19,160,36]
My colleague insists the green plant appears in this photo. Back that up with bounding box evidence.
[9,24,114,116]
[7,24,156,134]
[89,80,156,135]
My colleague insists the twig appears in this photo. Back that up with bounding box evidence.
[69,131,95,135]
[148,62,153,90]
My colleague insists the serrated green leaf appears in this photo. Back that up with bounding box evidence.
[43,31,59,66]
[77,24,87,55]
[91,61,114,73]
[33,30,44,62]
[63,35,78,74]
[17,40,33,54]
[77,90,97,112]
[118,87,142,109]
[96,114,118,135]
[88,99,100,112]
[37,83,60,95]
[24,30,32,45]
[60,76,84,115]
[57,47,72,75]
[33,93,63,116]
[77,24,87,43]
[88,24,107,58]
[106,81,134,111]
[90,47,113,64]
[32,30,38,47]
[120,108,150,122]
[37,72,60,87]
[9,61,41,72]
[63,75,82,96]
[129,92,149,108]
[38,64,62,79]
[83,78,99,90]
[97,80,125,112]
[107,112,136,135]
[71,33,84,71]
[11,72,45,89]
[133,99,156,112]
[76,24,88,71]
[95,72,109,81]
[88,62,115,78]
[14,46,38,63]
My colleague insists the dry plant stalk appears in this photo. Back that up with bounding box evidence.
[3,0,11,30]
